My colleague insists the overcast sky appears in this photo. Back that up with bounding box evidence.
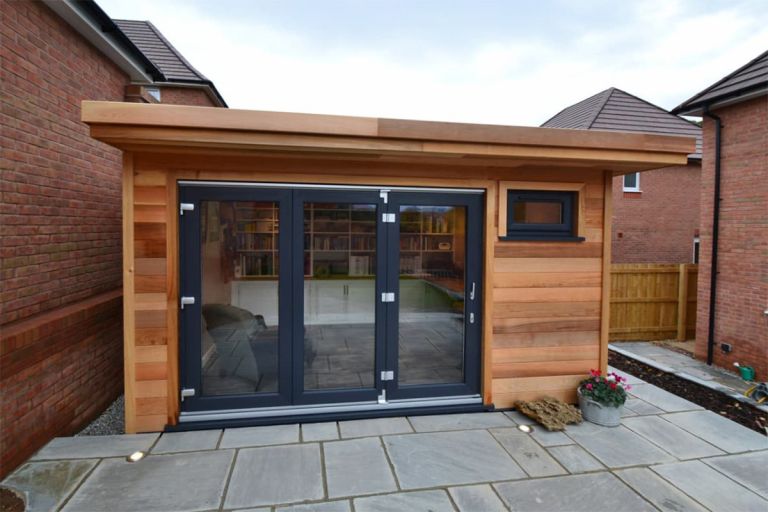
[98,0,767,125]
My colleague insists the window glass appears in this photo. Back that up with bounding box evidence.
[504,190,579,240]
[623,173,639,190]
[512,201,563,224]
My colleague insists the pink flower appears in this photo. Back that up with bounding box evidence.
[586,383,593,390]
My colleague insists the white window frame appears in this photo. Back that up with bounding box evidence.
[623,172,641,192]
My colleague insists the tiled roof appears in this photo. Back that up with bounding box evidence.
[672,50,768,115]
[542,88,702,159]
[113,19,209,82]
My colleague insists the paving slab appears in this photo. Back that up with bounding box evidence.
[624,397,664,416]
[448,484,507,512]
[502,410,528,424]
[490,428,567,477]
[354,490,454,512]
[662,410,768,453]
[275,501,351,512]
[151,430,221,453]
[628,383,702,412]
[220,424,299,448]
[31,433,158,460]
[652,460,768,512]
[338,417,412,438]
[566,425,675,468]
[494,472,655,512]
[301,422,339,442]
[323,437,397,498]
[224,444,324,509]
[62,450,233,512]
[2,459,97,512]
[622,415,724,459]
[614,468,707,512]
[383,430,525,489]
[547,445,604,473]
[407,412,513,432]
[702,450,768,499]
[529,427,574,447]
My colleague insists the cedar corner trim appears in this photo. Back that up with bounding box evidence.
[82,101,695,433]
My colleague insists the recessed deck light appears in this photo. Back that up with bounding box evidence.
[517,424,533,433]
[126,451,146,462]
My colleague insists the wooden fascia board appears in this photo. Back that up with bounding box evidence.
[82,101,696,158]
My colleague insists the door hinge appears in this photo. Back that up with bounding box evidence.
[378,389,388,404]
[382,213,396,223]
[180,296,196,310]
[180,203,195,216]
[381,292,395,303]
[380,370,394,381]
[379,189,390,204]
[180,388,195,402]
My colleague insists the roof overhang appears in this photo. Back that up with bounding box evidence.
[43,0,157,83]
[82,101,695,173]
[673,86,768,116]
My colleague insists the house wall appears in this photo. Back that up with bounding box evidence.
[695,96,768,380]
[611,164,700,263]
[157,86,218,107]
[0,2,223,477]
[122,153,611,432]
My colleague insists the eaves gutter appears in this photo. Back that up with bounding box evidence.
[672,86,768,116]
[43,0,163,83]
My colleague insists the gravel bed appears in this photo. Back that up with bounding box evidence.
[76,395,125,436]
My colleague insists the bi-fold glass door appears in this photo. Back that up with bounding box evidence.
[178,184,482,415]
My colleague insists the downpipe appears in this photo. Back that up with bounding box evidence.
[703,106,722,366]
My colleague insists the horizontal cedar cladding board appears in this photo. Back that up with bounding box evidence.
[492,375,583,406]
[135,223,167,240]
[135,310,166,329]
[134,186,167,205]
[136,362,168,381]
[136,397,168,415]
[493,287,602,302]
[135,345,168,363]
[493,359,597,379]
[135,327,168,346]
[134,205,166,223]
[493,301,601,318]
[135,239,167,258]
[134,415,167,432]
[494,258,602,273]
[493,345,599,363]
[493,318,601,333]
[135,258,167,276]
[493,331,600,348]
[494,243,602,259]
[493,272,602,288]
[135,275,167,293]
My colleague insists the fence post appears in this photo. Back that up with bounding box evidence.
[676,263,689,340]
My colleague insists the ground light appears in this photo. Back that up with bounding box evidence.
[517,424,533,433]
[126,451,146,462]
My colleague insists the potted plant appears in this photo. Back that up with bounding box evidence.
[577,369,631,427]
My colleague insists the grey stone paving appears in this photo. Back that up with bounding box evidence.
[151,429,221,453]
[448,484,507,512]
[662,410,768,453]
[5,367,768,512]
[494,472,657,512]
[30,433,158,460]
[652,460,768,511]
[323,437,397,498]
[383,430,526,488]
[62,450,233,512]
[628,383,703,413]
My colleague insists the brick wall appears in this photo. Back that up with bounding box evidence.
[695,96,768,380]
[0,0,129,478]
[159,86,218,107]
[611,164,701,263]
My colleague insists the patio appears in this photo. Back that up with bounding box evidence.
[4,367,766,512]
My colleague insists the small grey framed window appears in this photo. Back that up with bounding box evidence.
[500,190,583,241]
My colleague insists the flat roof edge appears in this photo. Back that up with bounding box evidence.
[81,101,696,157]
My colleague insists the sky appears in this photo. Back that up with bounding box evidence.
[98,0,768,126]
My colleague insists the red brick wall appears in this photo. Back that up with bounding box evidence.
[1,0,129,479]
[695,96,768,380]
[159,86,218,107]
[611,164,701,263]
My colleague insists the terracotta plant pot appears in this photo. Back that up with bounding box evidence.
[578,389,623,427]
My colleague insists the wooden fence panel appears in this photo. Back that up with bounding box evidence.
[609,264,697,341]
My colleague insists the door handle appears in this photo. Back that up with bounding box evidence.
[469,282,476,301]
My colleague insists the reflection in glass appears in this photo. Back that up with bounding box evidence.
[303,203,376,390]
[399,205,466,385]
[513,201,563,224]
[200,201,279,396]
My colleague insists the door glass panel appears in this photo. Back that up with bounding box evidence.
[304,203,376,390]
[200,200,279,396]
[399,205,466,385]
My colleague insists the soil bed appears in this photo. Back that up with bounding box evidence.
[609,350,767,435]
[0,487,25,512]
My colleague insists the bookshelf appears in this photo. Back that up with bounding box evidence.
[399,207,459,276]
[233,202,278,278]
[304,203,376,277]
